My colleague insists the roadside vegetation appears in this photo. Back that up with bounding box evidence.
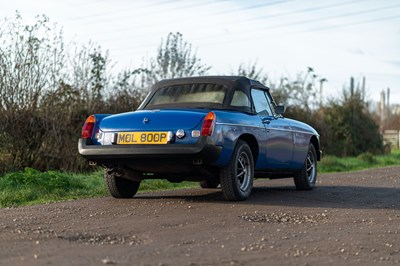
[319,149,400,172]
[0,168,197,208]
[1,150,400,208]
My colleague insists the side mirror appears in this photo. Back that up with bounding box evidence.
[275,105,286,115]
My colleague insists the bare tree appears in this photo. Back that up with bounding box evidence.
[231,60,268,84]
[133,32,211,88]
[0,12,65,170]
[272,67,326,109]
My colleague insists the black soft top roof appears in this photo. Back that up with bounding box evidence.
[151,76,268,92]
[139,76,270,113]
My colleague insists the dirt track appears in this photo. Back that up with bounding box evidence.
[0,167,399,265]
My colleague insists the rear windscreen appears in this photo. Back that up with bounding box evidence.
[145,83,227,109]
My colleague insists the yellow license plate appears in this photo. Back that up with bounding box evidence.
[116,132,171,144]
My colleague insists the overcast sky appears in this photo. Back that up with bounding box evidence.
[1,0,400,104]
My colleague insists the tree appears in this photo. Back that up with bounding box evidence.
[39,44,112,171]
[66,42,111,112]
[0,12,65,170]
[272,67,326,110]
[0,13,114,172]
[323,80,383,156]
[134,32,211,86]
[106,69,146,113]
[231,60,268,84]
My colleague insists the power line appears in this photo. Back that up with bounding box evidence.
[70,0,293,38]
[45,0,400,71]
[92,0,364,45]
[181,2,400,49]
[108,2,400,56]
[63,0,228,26]
[63,0,184,22]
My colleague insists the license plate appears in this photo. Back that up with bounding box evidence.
[115,132,171,145]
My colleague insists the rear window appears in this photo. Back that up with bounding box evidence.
[145,83,227,109]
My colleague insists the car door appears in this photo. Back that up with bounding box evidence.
[251,88,294,169]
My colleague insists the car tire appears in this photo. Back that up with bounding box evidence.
[200,179,219,189]
[104,168,141,198]
[294,144,317,190]
[220,140,254,201]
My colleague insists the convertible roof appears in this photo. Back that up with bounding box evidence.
[140,76,272,112]
[151,76,268,91]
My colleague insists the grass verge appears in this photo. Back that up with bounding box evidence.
[0,168,196,208]
[1,150,400,208]
[319,150,400,173]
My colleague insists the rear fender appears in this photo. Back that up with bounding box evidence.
[211,111,265,167]
[212,125,260,167]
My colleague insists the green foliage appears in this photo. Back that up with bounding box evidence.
[0,168,196,208]
[319,150,400,173]
[357,152,377,164]
[323,84,383,156]
[0,14,131,172]
[138,179,197,192]
[319,156,347,172]
[270,72,383,157]
[89,49,108,97]
[0,168,107,207]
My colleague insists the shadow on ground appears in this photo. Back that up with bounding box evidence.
[133,184,400,210]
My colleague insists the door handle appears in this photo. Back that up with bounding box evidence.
[262,117,272,124]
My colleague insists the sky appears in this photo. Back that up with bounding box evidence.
[1,0,400,105]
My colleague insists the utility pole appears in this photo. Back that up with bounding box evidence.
[350,77,354,98]
[380,90,386,128]
[319,78,326,108]
[361,76,366,101]
[387,87,390,108]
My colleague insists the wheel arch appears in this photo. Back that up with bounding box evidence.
[237,134,259,163]
[310,135,321,161]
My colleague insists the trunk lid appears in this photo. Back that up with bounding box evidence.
[99,109,207,132]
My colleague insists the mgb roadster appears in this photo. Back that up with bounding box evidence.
[78,76,321,201]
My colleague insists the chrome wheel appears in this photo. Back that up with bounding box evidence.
[306,150,316,183]
[294,144,317,190]
[237,151,251,192]
[220,140,254,201]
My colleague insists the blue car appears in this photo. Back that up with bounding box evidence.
[78,76,321,201]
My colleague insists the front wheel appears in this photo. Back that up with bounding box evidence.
[294,144,317,190]
[104,168,141,198]
[220,140,254,201]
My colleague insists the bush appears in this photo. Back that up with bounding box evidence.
[322,85,383,157]
[357,152,377,164]
[319,156,347,172]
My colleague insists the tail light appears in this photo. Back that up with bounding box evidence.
[201,112,216,136]
[81,115,96,139]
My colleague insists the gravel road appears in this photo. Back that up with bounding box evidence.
[0,167,399,266]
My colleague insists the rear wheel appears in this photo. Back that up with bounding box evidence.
[294,144,317,190]
[220,140,254,201]
[104,168,141,198]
